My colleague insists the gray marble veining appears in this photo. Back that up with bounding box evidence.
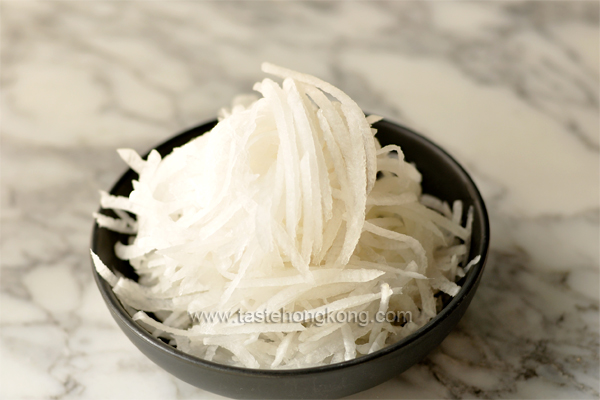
[1,1,598,399]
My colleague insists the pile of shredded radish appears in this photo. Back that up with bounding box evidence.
[92,63,479,369]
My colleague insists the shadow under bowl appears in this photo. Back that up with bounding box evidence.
[91,119,490,399]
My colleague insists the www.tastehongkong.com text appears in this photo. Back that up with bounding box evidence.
[189,309,412,327]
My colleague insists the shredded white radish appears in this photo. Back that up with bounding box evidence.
[92,64,479,369]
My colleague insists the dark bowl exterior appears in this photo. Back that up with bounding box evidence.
[91,119,489,399]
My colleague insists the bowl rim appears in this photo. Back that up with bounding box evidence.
[91,118,490,377]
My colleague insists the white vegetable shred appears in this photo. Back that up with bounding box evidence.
[92,63,477,369]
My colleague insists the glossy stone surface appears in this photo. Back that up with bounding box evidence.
[1,2,598,399]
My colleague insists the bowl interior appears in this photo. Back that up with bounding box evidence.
[91,119,489,399]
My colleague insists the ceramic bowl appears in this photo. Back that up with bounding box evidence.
[91,119,490,399]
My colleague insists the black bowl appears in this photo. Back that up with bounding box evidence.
[91,119,489,399]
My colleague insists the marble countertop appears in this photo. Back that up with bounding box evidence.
[1,1,598,399]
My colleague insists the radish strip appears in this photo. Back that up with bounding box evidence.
[92,64,478,369]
